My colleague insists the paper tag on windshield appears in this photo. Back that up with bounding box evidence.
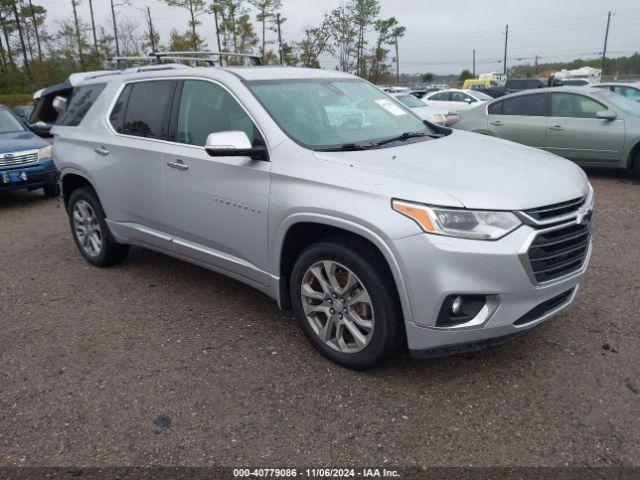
[374,99,408,116]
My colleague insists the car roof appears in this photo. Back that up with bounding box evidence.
[595,82,640,87]
[75,65,357,88]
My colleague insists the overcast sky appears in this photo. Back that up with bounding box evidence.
[39,0,640,74]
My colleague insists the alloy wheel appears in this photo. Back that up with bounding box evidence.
[72,200,102,257]
[300,260,375,354]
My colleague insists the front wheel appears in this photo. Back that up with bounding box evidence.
[68,187,129,267]
[290,237,404,370]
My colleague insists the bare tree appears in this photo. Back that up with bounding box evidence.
[70,0,84,68]
[10,0,29,71]
[163,0,208,50]
[249,0,281,63]
[27,0,42,60]
[110,0,131,57]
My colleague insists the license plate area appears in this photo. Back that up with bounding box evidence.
[2,170,27,184]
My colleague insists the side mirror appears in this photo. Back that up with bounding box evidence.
[596,110,617,121]
[465,98,474,104]
[28,122,52,137]
[205,131,268,161]
[52,95,67,114]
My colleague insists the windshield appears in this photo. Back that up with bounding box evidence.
[395,94,425,108]
[247,79,433,149]
[469,91,493,101]
[595,90,640,117]
[0,107,26,133]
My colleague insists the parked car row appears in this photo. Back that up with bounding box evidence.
[453,86,640,169]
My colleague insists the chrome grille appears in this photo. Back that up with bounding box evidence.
[524,196,585,222]
[0,150,39,167]
[526,214,593,283]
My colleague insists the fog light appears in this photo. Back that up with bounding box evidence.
[436,294,488,328]
[451,296,463,315]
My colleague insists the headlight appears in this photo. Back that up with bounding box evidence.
[392,200,522,240]
[38,145,52,160]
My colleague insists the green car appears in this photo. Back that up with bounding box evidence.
[454,86,640,170]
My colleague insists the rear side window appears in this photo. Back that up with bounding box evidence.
[109,84,131,132]
[501,94,546,116]
[57,83,106,126]
[117,80,176,139]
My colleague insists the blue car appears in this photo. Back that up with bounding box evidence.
[0,104,58,197]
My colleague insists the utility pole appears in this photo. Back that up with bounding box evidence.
[602,11,612,76]
[503,24,508,76]
[146,5,156,53]
[535,54,539,75]
[472,49,476,77]
[27,0,42,60]
[88,0,99,57]
[71,0,85,69]
[111,0,120,57]
[275,13,283,65]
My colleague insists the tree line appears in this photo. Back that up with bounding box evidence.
[0,0,407,95]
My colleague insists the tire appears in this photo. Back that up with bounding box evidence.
[290,235,404,370]
[68,187,129,267]
[43,183,60,198]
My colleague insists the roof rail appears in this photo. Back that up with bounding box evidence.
[149,51,262,66]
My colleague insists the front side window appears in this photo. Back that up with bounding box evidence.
[451,91,470,103]
[550,93,604,118]
[119,80,176,139]
[248,79,433,149]
[471,91,493,101]
[487,101,503,115]
[0,107,26,133]
[57,83,106,126]
[176,80,256,146]
[430,92,450,101]
[615,86,640,101]
[501,93,546,116]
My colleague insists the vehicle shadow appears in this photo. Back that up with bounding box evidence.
[0,189,54,210]
[584,167,640,185]
[120,245,553,385]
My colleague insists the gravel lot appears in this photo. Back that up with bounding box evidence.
[0,170,639,468]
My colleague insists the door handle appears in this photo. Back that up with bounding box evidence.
[490,120,503,126]
[549,125,564,131]
[167,159,189,171]
[94,147,110,156]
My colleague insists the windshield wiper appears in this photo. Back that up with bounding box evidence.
[316,143,374,152]
[374,131,443,147]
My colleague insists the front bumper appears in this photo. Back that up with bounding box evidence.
[392,224,591,355]
[0,158,57,191]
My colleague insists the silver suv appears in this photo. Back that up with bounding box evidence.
[53,65,594,369]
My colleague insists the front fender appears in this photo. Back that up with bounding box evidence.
[272,212,415,324]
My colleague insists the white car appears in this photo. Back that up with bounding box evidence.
[423,89,493,114]
[391,93,454,126]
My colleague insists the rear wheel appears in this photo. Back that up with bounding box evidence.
[68,187,129,267]
[290,236,404,370]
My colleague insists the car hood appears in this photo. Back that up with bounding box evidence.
[314,130,589,210]
[0,130,48,153]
